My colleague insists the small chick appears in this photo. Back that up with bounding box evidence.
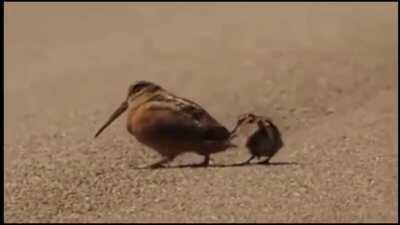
[240,116,284,164]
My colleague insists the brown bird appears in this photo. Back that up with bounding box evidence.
[233,113,284,164]
[94,81,241,168]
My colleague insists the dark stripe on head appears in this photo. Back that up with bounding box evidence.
[128,81,161,96]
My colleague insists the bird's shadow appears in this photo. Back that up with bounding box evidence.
[131,161,299,170]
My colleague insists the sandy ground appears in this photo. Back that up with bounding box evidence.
[4,3,397,223]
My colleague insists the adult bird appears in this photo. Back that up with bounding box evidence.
[95,81,240,168]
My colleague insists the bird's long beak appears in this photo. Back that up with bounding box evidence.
[94,101,128,138]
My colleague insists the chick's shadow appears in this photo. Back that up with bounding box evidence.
[132,161,299,170]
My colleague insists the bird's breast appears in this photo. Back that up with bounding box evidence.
[126,104,157,137]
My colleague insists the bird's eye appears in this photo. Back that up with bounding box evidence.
[247,113,257,123]
[128,81,160,96]
[129,82,149,95]
[128,85,137,95]
[131,85,143,93]
[129,86,137,94]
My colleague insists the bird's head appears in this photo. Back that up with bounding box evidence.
[230,113,259,137]
[94,81,162,138]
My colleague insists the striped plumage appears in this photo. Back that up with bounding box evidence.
[233,113,284,164]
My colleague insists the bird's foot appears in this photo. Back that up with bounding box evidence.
[142,156,174,169]
[135,163,166,169]
[237,155,256,165]
[197,155,211,167]
[236,160,251,166]
[257,157,271,164]
[149,163,167,169]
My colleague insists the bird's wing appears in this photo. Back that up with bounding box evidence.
[176,96,231,140]
[147,93,230,141]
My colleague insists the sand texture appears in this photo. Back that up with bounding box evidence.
[5,3,397,223]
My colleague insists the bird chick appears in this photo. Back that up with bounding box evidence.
[234,113,284,164]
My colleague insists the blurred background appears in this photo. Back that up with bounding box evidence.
[5,3,397,223]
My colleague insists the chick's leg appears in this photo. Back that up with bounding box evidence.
[238,155,256,165]
[258,157,271,164]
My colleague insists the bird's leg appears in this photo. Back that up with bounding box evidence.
[147,155,175,169]
[238,155,256,165]
[258,157,271,164]
[198,154,211,167]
